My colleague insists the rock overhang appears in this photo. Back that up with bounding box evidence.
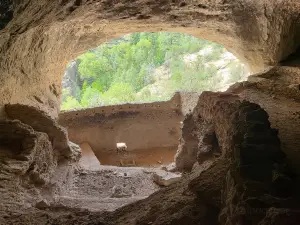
[0,0,300,118]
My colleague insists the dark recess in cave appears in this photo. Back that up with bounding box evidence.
[280,46,300,66]
[212,132,221,154]
[0,0,13,30]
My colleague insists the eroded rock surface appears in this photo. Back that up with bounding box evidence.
[0,105,84,224]
[5,104,80,160]
[0,120,57,184]
[175,113,198,171]
[1,0,300,118]
[0,1,300,224]
[1,91,299,225]
[175,111,222,172]
[0,120,58,219]
[228,66,300,173]
[152,170,181,186]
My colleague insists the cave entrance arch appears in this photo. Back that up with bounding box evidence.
[58,32,248,169]
[1,1,300,220]
[1,0,299,120]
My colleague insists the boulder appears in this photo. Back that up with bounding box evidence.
[152,170,181,187]
[68,141,82,161]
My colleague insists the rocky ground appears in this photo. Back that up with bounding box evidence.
[0,160,209,225]
[2,89,300,225]
[0,156,185,225]
[45,164,164,212]
[0,104,183,224]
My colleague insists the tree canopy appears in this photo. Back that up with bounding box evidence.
[61,32,248,110]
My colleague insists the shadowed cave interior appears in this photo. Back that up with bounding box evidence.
[1,1,300,225]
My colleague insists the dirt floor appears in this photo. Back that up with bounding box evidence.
[51,164,162,212]
[43,144,179,213]
[95,146,177,167]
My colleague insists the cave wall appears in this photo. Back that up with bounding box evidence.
[3,91,298,225]
[1,0,300,118]
[176,65,300,174]
[59,93,182,155]
[178,92,298,225]
[0,104,81,219]
[1,1,300,224]
[228,66,300,173]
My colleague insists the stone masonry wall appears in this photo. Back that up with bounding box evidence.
[59,93,183,155]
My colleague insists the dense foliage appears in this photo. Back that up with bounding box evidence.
[61,32,248,110]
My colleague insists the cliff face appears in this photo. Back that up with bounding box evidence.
[0,0,300,118]
[61,60,81,102]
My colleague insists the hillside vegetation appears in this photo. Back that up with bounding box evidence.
[61,32,248,110]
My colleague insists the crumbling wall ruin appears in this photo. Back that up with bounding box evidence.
[59,93,182,158]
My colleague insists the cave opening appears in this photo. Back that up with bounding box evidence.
[2,1,300,223]
[54,30,254,214]
[59,32,249,170]
[51,32,252,212]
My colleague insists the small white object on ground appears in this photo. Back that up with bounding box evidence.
[116,142,127,151]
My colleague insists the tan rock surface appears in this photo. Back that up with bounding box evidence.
[152,170,182,186]
[1,0,300,118]
[1,91,298,225]
[1,1,300,225]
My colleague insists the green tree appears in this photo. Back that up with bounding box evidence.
[101,83,136,105]
[61,32,247,110]
[80,87,102,107]
[61,96,82,110]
